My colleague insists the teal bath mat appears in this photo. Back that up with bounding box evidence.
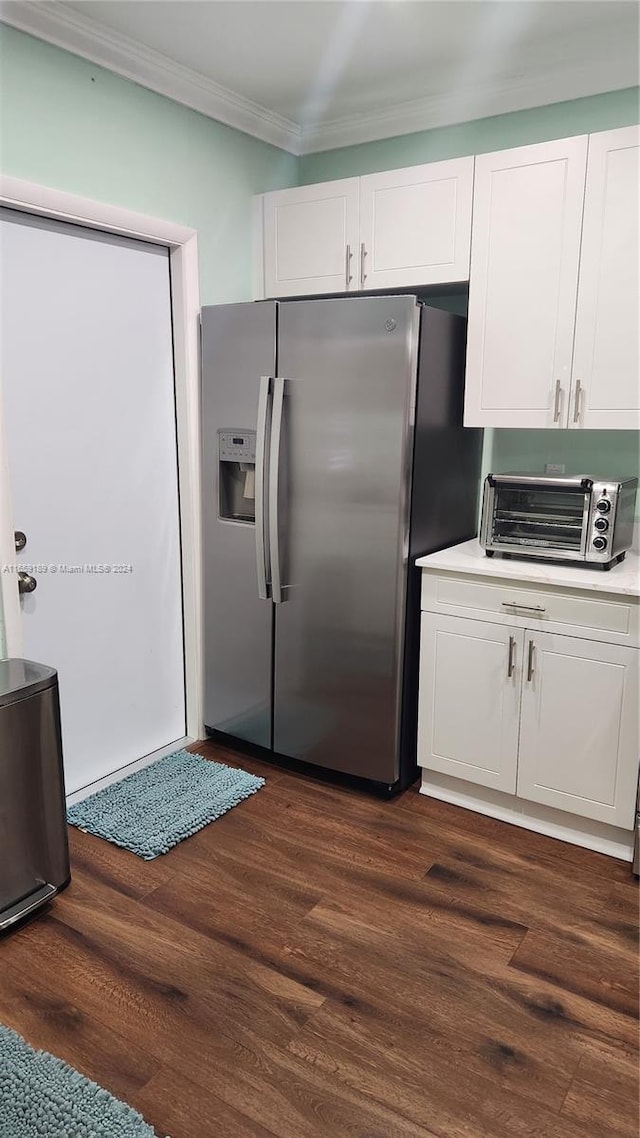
[0,1024,158,1137]
[67,749,265,859]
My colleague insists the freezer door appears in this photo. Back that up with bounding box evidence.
[273,296,420,783]
[201,302,276,747]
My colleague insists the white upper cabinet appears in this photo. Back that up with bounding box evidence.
[258,129,638,427]
[517,631,639,829]
[259,158,473,298]
[262,179,360,298]
[570,126,640,430]
[464,136,588,428]
[358,157,474,289]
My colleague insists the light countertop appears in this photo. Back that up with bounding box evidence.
[416,539,640,598]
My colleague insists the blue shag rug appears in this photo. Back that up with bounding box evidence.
[67,749,265,859]
[0,1024,159,1137]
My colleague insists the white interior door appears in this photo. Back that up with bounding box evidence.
[0,208,186,795]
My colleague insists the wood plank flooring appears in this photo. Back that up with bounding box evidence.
[1,739,638,1138]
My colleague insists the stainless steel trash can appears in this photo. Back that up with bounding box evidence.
[0,659,70,931]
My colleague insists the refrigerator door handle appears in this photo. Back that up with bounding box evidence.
[255,375,272,600]
[269,376,287,604]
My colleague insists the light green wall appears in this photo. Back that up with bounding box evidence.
[299,87,640,182]
[300,89,640,519]
[0,25,297,304]
[486,430,640,481]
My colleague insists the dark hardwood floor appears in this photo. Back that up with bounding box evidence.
[1,739,638,1138]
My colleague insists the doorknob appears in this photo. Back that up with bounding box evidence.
[15,531,26,552]
[18,571,37,595]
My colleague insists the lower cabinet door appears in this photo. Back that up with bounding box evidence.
[517,631,639,828]
[418,613,523,793]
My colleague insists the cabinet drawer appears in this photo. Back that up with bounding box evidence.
[421,572,638,645]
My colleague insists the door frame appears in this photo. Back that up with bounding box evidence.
[0,175,203,742]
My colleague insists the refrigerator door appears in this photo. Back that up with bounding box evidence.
[272,296,420,783]
[201,302,276,747]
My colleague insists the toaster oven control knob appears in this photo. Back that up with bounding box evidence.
[592,535,608,551]
[594,516,609,532]
[596,498,611,513]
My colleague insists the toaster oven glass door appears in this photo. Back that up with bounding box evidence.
[491,485,589,553]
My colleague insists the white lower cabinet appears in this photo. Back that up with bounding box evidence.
[418,613,522,794]
[418,594,640,845]
[517,631,639,829]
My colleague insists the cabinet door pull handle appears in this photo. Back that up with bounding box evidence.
[360,242,367,287]
[501,601,546,614]
[527,639,535,682]
[573,380,582,423]
[345,244,353,289]
[553,380,562,423]
[507,635,516,678]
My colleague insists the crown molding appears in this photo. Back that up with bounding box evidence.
[297,60,637,155]
[0,1,302,154]
[1,2,636,160]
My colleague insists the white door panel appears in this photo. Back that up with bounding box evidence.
[518,631,639,828]
[263,179,360,297]
[571,126,640,429]
[359,157,473,288]
[464,136,588,428]
[0,209,186,794]
[418,613,522,793]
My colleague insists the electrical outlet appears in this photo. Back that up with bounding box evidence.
[545,463,565,475]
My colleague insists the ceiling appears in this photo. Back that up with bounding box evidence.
[2,1,638,154]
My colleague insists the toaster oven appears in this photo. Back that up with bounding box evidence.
[480,474,637,568]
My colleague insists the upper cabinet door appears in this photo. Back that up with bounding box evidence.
[570,126,640,430]
[517,631,639,829]
[464,137,588,428]
[359,157,474,289]
[262,179,360,298]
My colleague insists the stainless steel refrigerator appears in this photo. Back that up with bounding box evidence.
[201,295,482,792]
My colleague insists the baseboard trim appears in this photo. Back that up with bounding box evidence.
[66,736,195,805]
[420,770,634,862]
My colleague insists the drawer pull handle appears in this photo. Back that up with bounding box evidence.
[501,602,546,614]
[527,639,535,682]
[507,635,516,678]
